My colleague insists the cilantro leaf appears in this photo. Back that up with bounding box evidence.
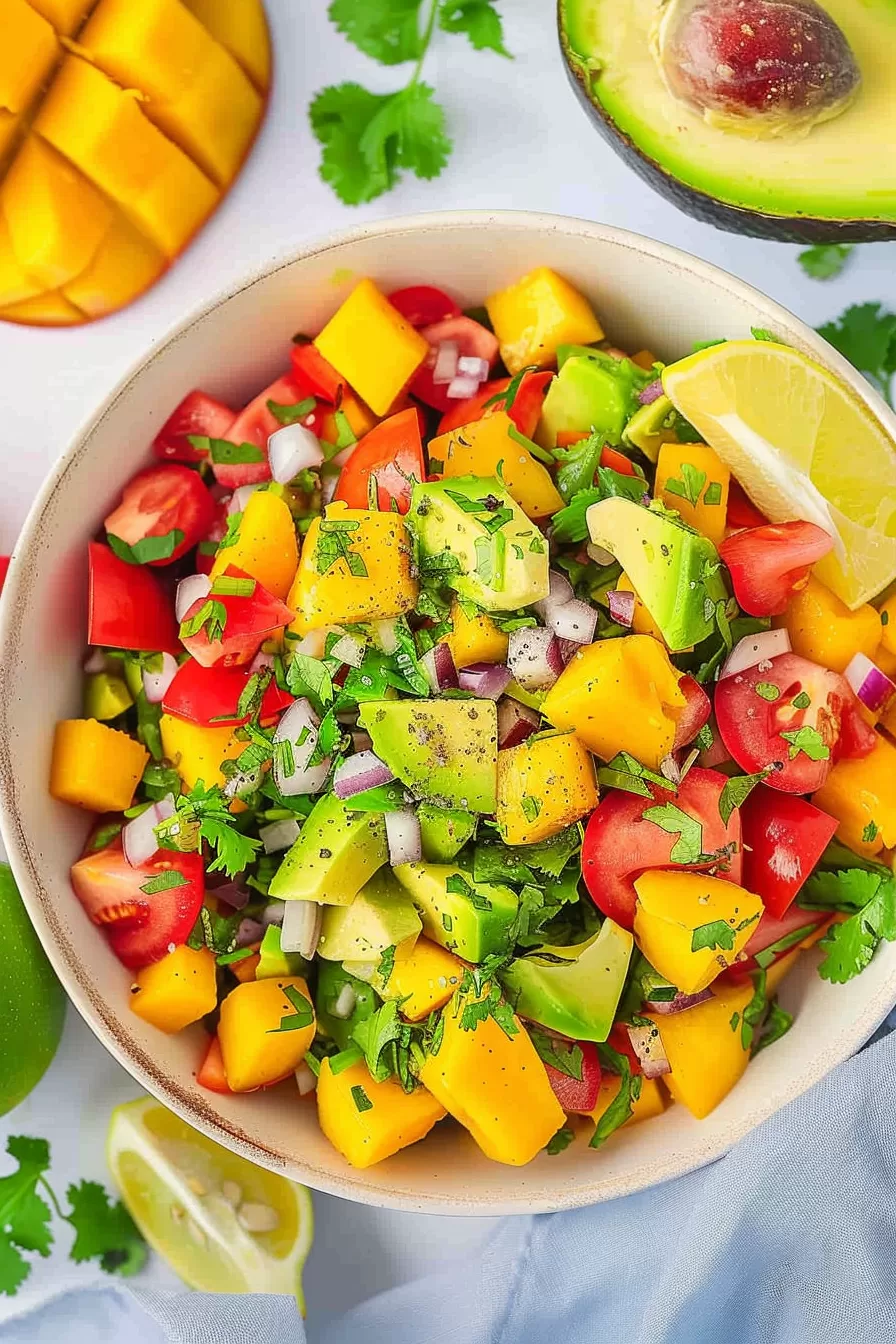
[589,1046,640,1149]
[817,303,896,407]
[780,726,830,761]
[0,1136,53,1298]
[551,467,646,544]
[664,462,707,507]
[161,780,261,878]
[718,770,770,826]
[816,871,896,984]
[546,1127,575,1156]
[65,1182,146,1276]
[753,999,793,1055]
[107,530,184,566]
[691,919,737,953]
[530,1029,584,1081]
[286,653,335,716]
[359,82,452,195]
[310,83,397,205]
[739,969,768,1051]
[439,0,510,57]
[269,984,315,1033]
[798,244,854,281]
[552,432,603,504]
[643,803,704,864]
[328,0,425,64]
[800,866,885,914]
[353,1000,403,1082]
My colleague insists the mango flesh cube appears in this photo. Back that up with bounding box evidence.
[646,980,755,1119]
[0,287,83,323]
[27,0,94,35]
[0,211,43,307]
[1,0,58,116]
[0,111,22,171]
[130,946,218,1035]
[63,213,165,318]
[182,0,271,90]
[633,870,763,995]
[317,1059,446,1170]
[485,267,605,374]
[315,279,430,417]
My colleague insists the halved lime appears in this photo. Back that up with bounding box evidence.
[107,1097,313,1308]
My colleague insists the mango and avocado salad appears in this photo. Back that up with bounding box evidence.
[49,268,896,1168]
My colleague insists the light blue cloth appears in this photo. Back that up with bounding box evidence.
[5,1023,896,1344]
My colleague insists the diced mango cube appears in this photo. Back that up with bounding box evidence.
[485,267,604,375]
[497,730,598,845]
[431,412,564,521]
[776,576,882,675]
[26,0,94,36]
[130,945,217,1034]
[182,0,271,90]
[159,714,243,793]
[655,441,730,547]
[587,1073,668,1132]
[0,210,43,307]
[442,600,508,670]
[318,1058,446,1169]
[63,213,165,319]
[315,279,429,416]
[0,287,82,324]
[646,980,755,1119]
[378,938,463,1021]
[813,732,896,858]
[50,719,148,812]
[211,488,298,601]
[1,0,58,116]
[218,977,316,1092]
[288,503,417,634]
[633,871,763,995]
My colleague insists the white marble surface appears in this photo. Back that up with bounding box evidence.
[0,0,894,1331]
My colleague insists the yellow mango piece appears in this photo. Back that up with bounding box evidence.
[35,55,219,258]
[182,0,271,91]
[1,0,58,116]
[288,503,417,635]
[442,600,508,670]
[211,489,298,601]
[646,981,755,1119]
[378,937,463,1020]
[315,279,429,417]
[634,870,763,995]
[81,0,263,188]
[317,1058,446,1170]
[218,977,316,1092]
[63,212,165,318]
[616,571,665,642]
[497,731,598,845]
[432,412,563,520]
[655,441,730,547]
[0,211,43,307]
[420,989,564,1166]
[485,267,604,375]
[50,718,148,811]
[2,135,112,289]
[812,732,896,858]
[0,287,82,324]
[880,595,896,658]
[27,0,94,36]
[776,576,882,675]
[160,713,242,792]
[0,109,22,171]
[542,634,686,769]
[130,945,217,1034]
[587,1073,668,1132]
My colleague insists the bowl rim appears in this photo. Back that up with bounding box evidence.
[3,209,896,1216]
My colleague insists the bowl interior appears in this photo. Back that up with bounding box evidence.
[3,212,895,1215]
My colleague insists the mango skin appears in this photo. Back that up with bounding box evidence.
[0,864,66,1116]
[218,977,316,1092]
[317,1059,446,1170]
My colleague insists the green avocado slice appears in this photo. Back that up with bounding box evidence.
[358,698,498,814]
[393,861,518,963]
[499,919,633,1043]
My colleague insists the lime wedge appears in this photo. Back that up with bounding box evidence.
[662,340,896,608]
[107,1097,313,1307]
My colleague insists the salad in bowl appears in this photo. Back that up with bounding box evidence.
[48,264,896,1172]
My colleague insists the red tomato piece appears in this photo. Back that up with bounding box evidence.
[582,767,743,929]
[723,902,825,982]
[386,285,461,328]
[504,370,554,439]
[213,373,309,489]
[289,343,346,403]
[195,500,228,576]
[197,1035,232,1094]
[740,786,839,919]
[179,566,294,668]
[333,408,424,514]
[541,1039,602,1113]
[726,480,768,531]
[673,675,712,750]
[600,445,638,478]
[436,378,511,436]
[152,390,236,464]
[88,542,180,654]
[104,465,216,568]
[411,316,499,412]
[70,839,204,970]
[163,658,292,726]
[719,521,834,617]
[714,652,876,794]
[0,556,9,593]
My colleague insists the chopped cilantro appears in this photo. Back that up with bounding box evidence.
[590,1043,641,1149]
[802,867,896,983]
[798,243,853,281]
[546,1127,575,1156]
[703,481,722,507]
[863,821,880,844]
[755,682,781,702]
[753,999,793,1054]
[269,984,315,1033]
[780,726,830,761]
[315,518,368,577]
[107,529,184,566]
[530,1029,583,1081]
[351,1084,374,1113]
[286,654,335,715]
[643,803,703,864]
[664,462,707,507]
[817,303,896,408]
[139,870,187,896]
[718,770,771,825]
[552,432,603,503]
[520,795,542,823]
[267,397,316,425]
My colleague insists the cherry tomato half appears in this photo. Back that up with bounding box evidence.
[179,566,294,668]
[719,521,834,617]
[411,316,499,412]
[212,372,309,489]
[152,390,235,464]
[437,377,510,436]
[104,465,216,567]
[334,408,424,514]
[386,285,461,329]
[740,786,839,919]
[725,480,768,531]
[541,1038,602,1114]
[88,542,180,654]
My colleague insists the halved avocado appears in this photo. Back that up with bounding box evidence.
[558,0,896,242]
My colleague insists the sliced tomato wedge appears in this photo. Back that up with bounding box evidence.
[714,651,876,793]
[436,377,510,436]
[502,369,554,439]
[163,658,292,726]
[104,465,216,567]
[152,390,236,464]
[386,285,461,328]
[88,542,180,654]
[411,316,499,412]
[197,1035,233,1094]
[70,839,204,970]
[723,902,825,982]
[289,343,346,403]
[180,566,294,668]
[725,480,768,531]
[719,521,834,617]
[740,786,839,919]
[582,767,742,929]
[333,408,424,513]
[212,373,310,490]
[195,500,228,576]
[541,1038,602,1114]
[673,675,712,750]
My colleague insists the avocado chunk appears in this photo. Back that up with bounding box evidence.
[268,793,387,906]
[587,496,727,651]
[499,918,633,1042]
[255,925,307,981]
[623,395,678,464]
[84,672,133,721]
[314,960,380,1051]
[357,698,498,813]
[317,870,422,962]
[558,0,896,242]
[393,861,518,963]
[537,350,649,449]
[418,805,477,862]
[407,477,549,612]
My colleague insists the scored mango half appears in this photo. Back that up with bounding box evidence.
[0,0,270,326]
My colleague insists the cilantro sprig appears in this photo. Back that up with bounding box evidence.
[800,865,896,983]
[798,244,853,281]
[157,780,261,878]
[817,302,896,407]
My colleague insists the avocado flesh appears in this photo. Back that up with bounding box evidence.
[255,925,307,981]
[499,919,633,1043]
[314,960,380,1051]
[559,0,896,238]
[538,354,643,448]
[317,870,422,961]
[418,805,477,862]
[358,698,498,813]
[84,672,134,721]
[268,793,387,906]
[393,861,518,963]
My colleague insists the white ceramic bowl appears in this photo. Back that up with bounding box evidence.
[2,212,895,1215]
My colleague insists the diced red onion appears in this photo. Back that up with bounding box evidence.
[331,982,358,1020]
[373,620,399,655]
[638,378,664,405]
[236,917,265,949]
[330,633,366,669]
[122,795,176,868]
[142,652,179,704]
[534,569,574,619]
[333,750,394,799]
[497,697,540,749]
[212,881,250,911]
[274,698,330,797]
[544,597,598,645]
[587,542,615,567]
[420,642,459,693]
[385,808,423,866]
[720,628,792,681]
[557,639,580,666]
[260,819,301,854]
[227,484,262,516]
[659,753,681,785]
[507,627,565,692]
[627,1022,671,1079]
[321,473,339,506]
[458,662,512,700]
[249,650,275,673]
[446,373,482,400]
[295,1062,317,1096]
[845,653,896,714]
[281,900,321,959]
[432,340,459,385]
[83,648,109,674]
[268,423,324,483]
[607,589,635,628]
[645,988,714,1015]
[457,355,489,381]
[176,574,211,623]
[262,901,286,928]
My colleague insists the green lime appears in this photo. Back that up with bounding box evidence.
[0,863,65,1115]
